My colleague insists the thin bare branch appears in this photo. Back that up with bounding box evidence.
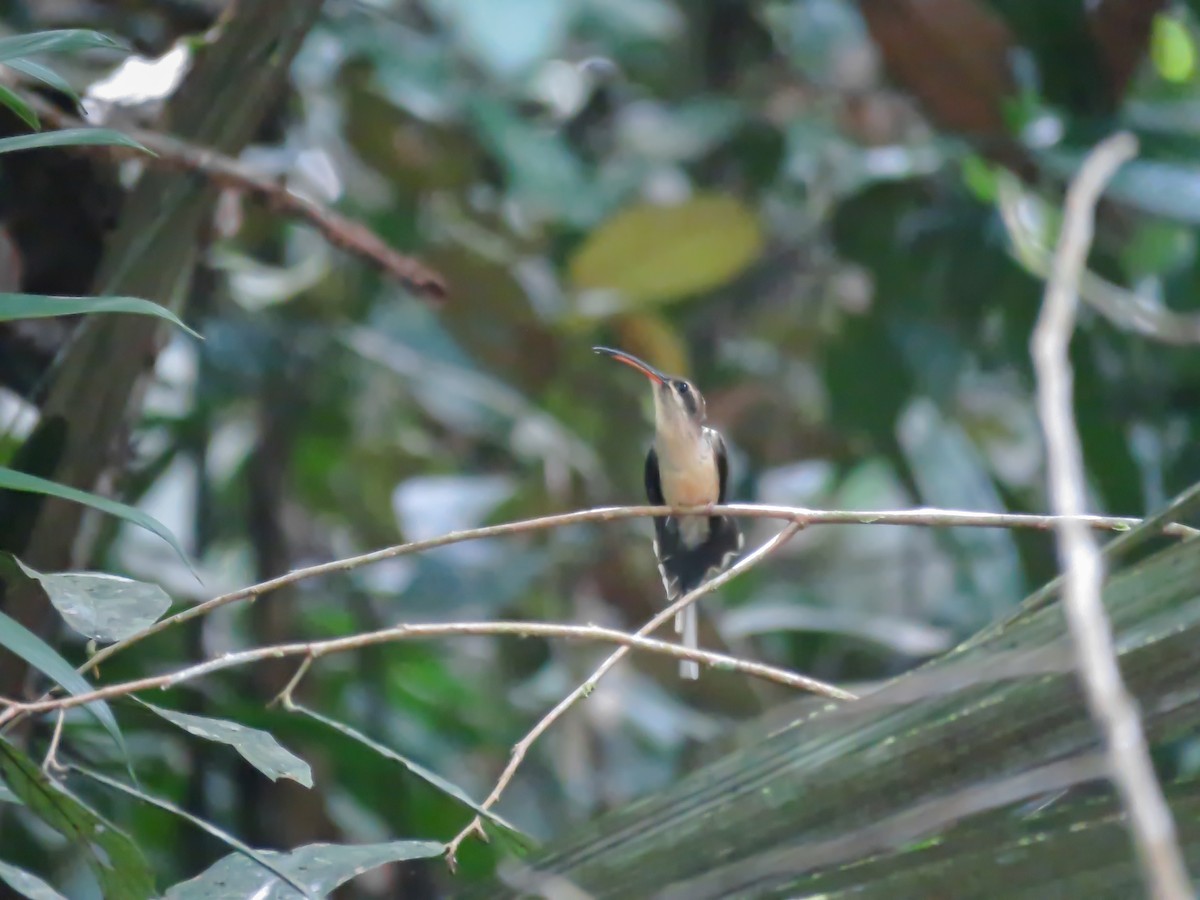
[41,709,66,774]
[1,617,852,718]
[444,522,808,869]
[269,654,313,709]
[0,501,1185,735]
[81,503,1197,678]
[22,93,447,300]
[1032,130,1191,899]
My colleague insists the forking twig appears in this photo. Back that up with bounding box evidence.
[1032,130,1191,899]
[19,92,448,301]
[443,521,808,869]
[40,709,66,774]
[0,502,1189,734]
[80,504,1197,675]
[1,617,852,717]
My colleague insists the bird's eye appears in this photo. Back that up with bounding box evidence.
[674,380,690,395]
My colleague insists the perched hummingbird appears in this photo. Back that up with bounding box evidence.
[594,346,743,679]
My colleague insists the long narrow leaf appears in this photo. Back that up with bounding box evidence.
[962,479,1200,651]
[0,860,67,900]
[776,778,1200,898]
[294,703,529,845]
[486,533,1200,897]
[0,29,124,63]
[72,764,314,899]
[0,772,19,804]
[0,293,199,338]
[0,466,190,565]
[0,86,37,129]
[0,128,147,155]
[0,740,153,900]
[0,609,127,758]
[3,59,78,102]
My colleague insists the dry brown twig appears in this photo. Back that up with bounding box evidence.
[0,498,1191,865]
[2,618,852,718]
[443,522,807,869]
[0,502,1189,734]
[268,654,314,709]
[1032,130,1192,899]
[40,709,66,774]
[78,503,1198,680]
[23,93,448,301]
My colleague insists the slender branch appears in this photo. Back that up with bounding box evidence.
[80,504,1198,677]
[22,93,447,300]
[0,502,1175,728]
[0,502,1187,734]
[268,654,313,709]
[41,709,66,773]
[1,617,852,717]
[1032,131,1191,900]
[444,522,807,869]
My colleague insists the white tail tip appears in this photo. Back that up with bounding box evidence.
[678,606,699,680]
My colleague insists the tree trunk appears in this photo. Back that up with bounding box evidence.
[0,0,324,705]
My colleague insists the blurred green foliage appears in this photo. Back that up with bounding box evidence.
[2,0,1200,896]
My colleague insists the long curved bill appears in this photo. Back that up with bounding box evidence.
[593,346,666,385]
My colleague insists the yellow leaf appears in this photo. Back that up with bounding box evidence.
[568,193,764,306]
[1152,14,1195,84]
[615,313,691,378]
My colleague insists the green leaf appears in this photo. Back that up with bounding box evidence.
[0,609,127,758]
[1152,13,1196,83]
[163,840,445,899]
[0,85,37,129]
[495,530,1200,896]
[0,740,154,900]
[0,772,20,804]
[0,128,147,156]
[74,764,313,899]
[0,293,200,339]
[139,701,312,787]
[294,703,529,845]
[964,478,1200,650]
[0,860,67,900]
[10,557,171,644]
[567,193,764,306]
[4,58,78,102]
[0,29,125,63]
[0,466,190,565]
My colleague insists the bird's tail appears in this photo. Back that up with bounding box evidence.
[676,606,699,680]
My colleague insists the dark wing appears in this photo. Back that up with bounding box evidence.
[644,445,665,506]
[706,515,744,572]
[706,427,744,566]
[645,446,683,598]
[711,428,731,503]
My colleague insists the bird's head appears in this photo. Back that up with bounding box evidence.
[593,346,706,441]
